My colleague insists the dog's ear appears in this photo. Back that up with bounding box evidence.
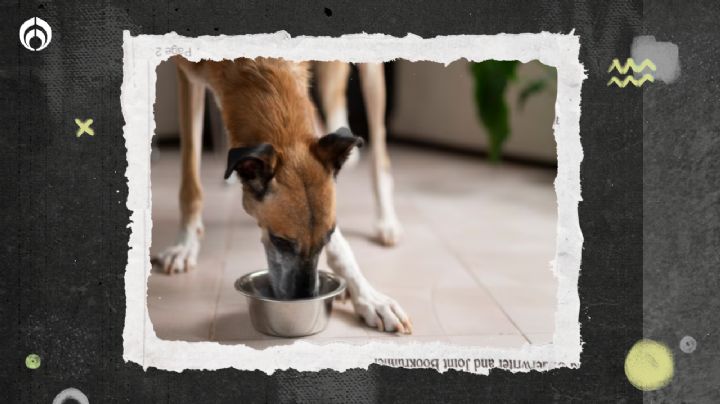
[312,127,363,175]
[225,143,278,198]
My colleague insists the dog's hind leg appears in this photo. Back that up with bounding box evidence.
[357,63,403,246]
[326,228,412,333]
[316,61,359,167]
[152,65,206,274]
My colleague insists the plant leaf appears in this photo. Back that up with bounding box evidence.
[469,61,519,161]
[517,79,547,111]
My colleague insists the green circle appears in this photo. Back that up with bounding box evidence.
[25,354,41,370]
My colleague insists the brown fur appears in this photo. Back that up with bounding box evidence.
[176,57,336,255]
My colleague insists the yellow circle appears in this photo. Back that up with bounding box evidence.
[625,339,674,391]
[25,353,41,370]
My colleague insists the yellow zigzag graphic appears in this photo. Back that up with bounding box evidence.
[607,74,655,88]
[608,58,657,74]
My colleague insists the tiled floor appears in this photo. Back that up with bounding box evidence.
[148,145,558,349]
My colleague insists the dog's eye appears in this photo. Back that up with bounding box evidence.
[269,233,295,252]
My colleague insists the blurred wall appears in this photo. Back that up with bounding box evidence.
[389,60,557,163]
[154,61,179,139]
[154,59,557,163]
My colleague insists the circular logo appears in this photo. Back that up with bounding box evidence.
[19,17,52,51]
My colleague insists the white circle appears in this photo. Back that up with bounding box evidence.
[52,387,89,404]
[679,335,697,354]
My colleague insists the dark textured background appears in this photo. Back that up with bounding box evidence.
[0,0,707,402]
[642,1,720,403]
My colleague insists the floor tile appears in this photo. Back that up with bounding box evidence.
[448,334,527,348]
[363,288,445,338]
[364,335,452,344]
[432,287,521,336]
[211,303,272,342]
[497,293,558,335]
[147,146,559,347]
[148,302,214,342]
[525,333,554,345]
[147,258,223,303]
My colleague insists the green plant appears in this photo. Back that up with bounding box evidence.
[469,61,556,161]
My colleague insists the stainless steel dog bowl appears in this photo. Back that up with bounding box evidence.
[234,270,346,338]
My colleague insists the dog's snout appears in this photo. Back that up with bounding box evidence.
[263,240,320,299]
[269,263,319,300]
[289,264,319,298]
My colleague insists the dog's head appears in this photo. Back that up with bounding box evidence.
[225,127,362,300]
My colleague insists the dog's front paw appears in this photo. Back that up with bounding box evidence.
[151,230,201,274]
[353,289,412,334]
[375,218,403,247]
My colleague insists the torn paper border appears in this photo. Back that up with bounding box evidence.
[121,31,585,374]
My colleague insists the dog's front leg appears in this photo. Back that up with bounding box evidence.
[325,228,412,333]
[152,66,205,274]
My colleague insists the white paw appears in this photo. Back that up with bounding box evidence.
[151,230,201,274]
[375,217,403,247]
[353,289,412,334]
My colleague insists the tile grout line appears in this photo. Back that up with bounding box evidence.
[429,280,451,338]
[411,203,533,344]
[450,249,532,343]
[403,191,453,339]
[207,190,235,341]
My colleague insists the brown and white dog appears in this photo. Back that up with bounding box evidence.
[151,57,410,333]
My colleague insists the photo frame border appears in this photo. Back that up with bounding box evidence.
[121,30,585,374]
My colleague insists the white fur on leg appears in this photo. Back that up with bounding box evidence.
[326,109,360,169]
[343,146,360,169]
[325,228,412,333]
[374,169,403,246]
[326,108,349,134]
[152,220,203,274]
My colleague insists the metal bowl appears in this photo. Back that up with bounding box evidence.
[234,270,346,338]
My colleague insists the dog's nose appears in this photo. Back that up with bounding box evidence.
[290,267,319,299]
[269,263,319,300]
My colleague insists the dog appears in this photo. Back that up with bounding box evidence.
[224,62,403,246]
[151,57,411,333]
